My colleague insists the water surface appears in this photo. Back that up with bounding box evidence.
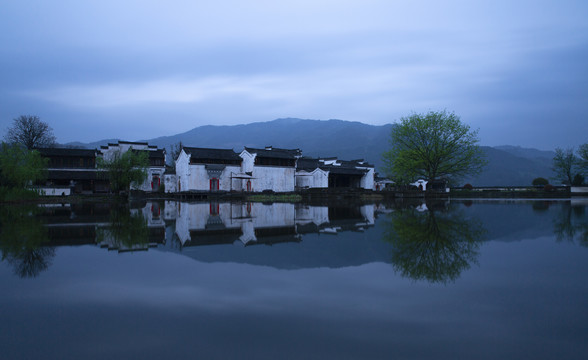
[1,199,587,359]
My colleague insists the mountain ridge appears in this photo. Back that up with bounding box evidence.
[66,118,556,186]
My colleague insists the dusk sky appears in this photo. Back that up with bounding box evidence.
[1,0,586,150]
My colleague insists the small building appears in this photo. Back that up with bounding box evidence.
[240,146,301,192]
[99,141,166,192]
[176,147,244,192]
[295,158,329,189]
[374,176,394,191]
[412,179,428,191]
[37,147,108,194]
[296,157,374,190]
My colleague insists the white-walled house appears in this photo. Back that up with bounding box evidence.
[99,141,166,192]
[295,157,374,190]
[176,147,245,192]
[240,146,301,192]
[295,158,329,189]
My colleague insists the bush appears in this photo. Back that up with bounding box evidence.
[572,174,585,186]
[543,184,554,192]
[463,183,473,190]
[532,177,549,186]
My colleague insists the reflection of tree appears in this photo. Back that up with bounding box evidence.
[553,202,588,247]
[383,202,486,284]
[97,204,149,250]
[0,205,54,278]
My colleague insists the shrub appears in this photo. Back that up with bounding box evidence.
[572,174,585,186]
[532,177,549,186]
[463,183,473,190]
[543,184,554,192]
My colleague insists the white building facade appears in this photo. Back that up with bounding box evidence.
[175,147,244,192]
[239,146,301,192]
[99,141,166,192]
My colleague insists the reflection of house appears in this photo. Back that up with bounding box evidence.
[240,146,301,192]
[173,201,375,247]
[175,202,300,246]
[296,157,375,190]
[40,202,167,252]
[37,148,109,194]
[175,147,245,192]
[100,141,166,192]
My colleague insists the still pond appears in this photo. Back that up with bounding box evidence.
[1,199,587,359]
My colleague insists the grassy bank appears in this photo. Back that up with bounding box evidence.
[246,194,302,202]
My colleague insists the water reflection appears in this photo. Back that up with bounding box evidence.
[2,199,588,281]
[0,205,54,278]
[383,200,486,284]
[553,201,588,247]
[174,202,375,248]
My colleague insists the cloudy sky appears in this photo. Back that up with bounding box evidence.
[1,0,586,149]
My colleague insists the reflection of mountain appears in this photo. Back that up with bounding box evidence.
[454,200,574,242]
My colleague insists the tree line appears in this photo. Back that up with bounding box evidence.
[1,112,587,200]
[1,115,148,200]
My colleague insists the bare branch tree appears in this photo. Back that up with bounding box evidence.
[4,115,56,149]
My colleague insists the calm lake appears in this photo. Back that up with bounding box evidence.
[1,199,587,359]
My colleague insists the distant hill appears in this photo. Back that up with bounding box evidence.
[67,118,556,186]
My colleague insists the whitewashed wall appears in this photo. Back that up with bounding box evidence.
[176,150,241,191]
[249,166,296,192]
[164,174,177,193]
[296,169,329,189]
[359,168,375,190]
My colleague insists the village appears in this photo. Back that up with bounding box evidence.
[35,140,389,196]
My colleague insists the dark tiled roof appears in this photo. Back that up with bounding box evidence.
[183,147,241,161]
[296,157,321,171]
[37,148,97,157]
[324,166,368,175]
[131,149,165,159]
[244,147,301,159]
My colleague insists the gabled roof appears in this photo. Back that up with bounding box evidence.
[183,147,241,162]
[244,146,301,159]
[37,148,97,157]
[130,148,165,159]
[298,156,373,174]
[296,157,321,171]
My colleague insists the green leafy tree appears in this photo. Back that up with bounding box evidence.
[0,143,48,189]
[97,150,149,194]
[578,143,588,174]
[4,115,56,149]
[552,147,577,185]
[382,110,486,184]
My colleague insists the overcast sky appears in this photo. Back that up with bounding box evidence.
[1,0,586,150]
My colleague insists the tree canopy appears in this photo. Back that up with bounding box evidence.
[97,150,149,194]
[4,115,56,149]
[0,143,48,189]
[552,147,578,185]
[382,110,486,184]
